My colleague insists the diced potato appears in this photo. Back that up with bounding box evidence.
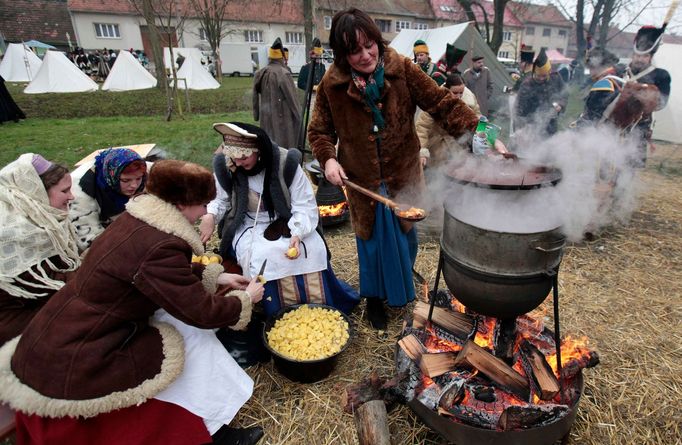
[267,305,349,361]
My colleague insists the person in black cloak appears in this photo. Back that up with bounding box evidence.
[0,75,26,124]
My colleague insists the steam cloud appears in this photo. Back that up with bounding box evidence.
[419,114,642,242]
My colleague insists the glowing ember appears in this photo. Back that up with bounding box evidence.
[318,201,348,217]
[473,317,497,350]
[424,325,463,353]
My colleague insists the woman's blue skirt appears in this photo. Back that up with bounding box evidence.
[356,200,418,307]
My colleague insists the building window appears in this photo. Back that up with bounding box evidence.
[558,29,567,37]
[94,23,120,39]
[395,21,410,32]
[440,5,455,12]
[414,23,428,30]
[199,28,208,41]
[285,32,303,44]
[498,50,510,58]
[324,16,332,30]
[543,28,551,37]
[375,19,391,33]
[526,26,534,36]
[244,30,263,43]
[503,31,512,41]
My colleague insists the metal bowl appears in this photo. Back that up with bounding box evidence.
[262,304,353,383]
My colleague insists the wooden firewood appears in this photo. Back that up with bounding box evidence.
[354,400,391,445]
[519,339,560,400]
[498,404,569,430]
[413,301,475,338]
[341,371,414,413]
[453,341,529,400]
[420,352,458,378]
[398,334,427,361]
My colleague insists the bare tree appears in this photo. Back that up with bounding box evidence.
[129,0,190,120]
[187,0,237,82]
[453,0,511,54]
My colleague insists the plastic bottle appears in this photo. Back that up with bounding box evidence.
[472,116,501,156]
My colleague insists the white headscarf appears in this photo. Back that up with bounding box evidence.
[0,154,80,299]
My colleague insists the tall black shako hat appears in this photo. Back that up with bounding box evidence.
[633,26,665,55]
[520,45,535,64]
[445,44,467,67]
[269,37,285,60]
[533,48,551,75]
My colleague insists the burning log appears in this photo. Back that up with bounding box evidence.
[494,318,517,361]
[439,403,500,429]
[519,340,560,401]
[413,301,475,339]
[421,341,530,400]
[398,334,427,361]
[498,404,569,431]
[354,400,391,445]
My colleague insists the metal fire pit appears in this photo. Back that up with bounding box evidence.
[407,373,583,445]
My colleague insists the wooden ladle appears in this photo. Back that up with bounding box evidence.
[343,179,427,222]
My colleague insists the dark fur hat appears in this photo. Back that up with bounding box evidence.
[146,160,216,206]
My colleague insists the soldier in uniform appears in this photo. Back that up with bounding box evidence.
[512,45,535,92]
[432,44,468,86]
[623,25,672,167]
[575,47,622,126]
[413,40,438,79]
[515,48,568,136]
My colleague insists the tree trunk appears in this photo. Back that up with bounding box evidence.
[303,0,314,56]
[489,0,510,54]
[142,0,167,91]
[597,0,616,48]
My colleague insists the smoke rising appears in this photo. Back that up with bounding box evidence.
[419,123,643,242]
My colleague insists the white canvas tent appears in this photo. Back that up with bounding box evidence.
[0,43,42,82]
[172,54,220,90]
[163,47,204,70]
[102,50,157,91]
[24,51,98,94]
[390,22,513,97]
[652,43,682,144]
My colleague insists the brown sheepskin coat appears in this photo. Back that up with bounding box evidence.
[0,194,251,419]
[308,47,479,240]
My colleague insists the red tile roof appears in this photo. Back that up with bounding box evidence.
[507,2,572,28]
[428,0,523,27]
[67,0,303,24]
[0,0,76,47]
[317,0,434,19]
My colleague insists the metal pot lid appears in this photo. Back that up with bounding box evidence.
[445,157,561,190]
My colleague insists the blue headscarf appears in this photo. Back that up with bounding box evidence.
[91,148,146,220]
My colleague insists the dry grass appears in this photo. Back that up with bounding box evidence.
[234,143,682,445]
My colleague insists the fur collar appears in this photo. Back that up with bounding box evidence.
[126,194,204,255]
[324,47,404,87]
[0,322,184,418]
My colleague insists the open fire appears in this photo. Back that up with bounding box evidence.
[318,201,348,218]
[397,289,599,433]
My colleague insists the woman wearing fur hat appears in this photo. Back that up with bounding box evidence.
[0,160,265,445]
[203,122,359,318]
[0,154,80,345]
[70,147,148,251]
[308,8,507,330]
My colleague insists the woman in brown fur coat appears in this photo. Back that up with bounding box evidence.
[308,8,506,329]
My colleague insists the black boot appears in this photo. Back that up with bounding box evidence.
[210,425,264,445]
[365,297,387,330]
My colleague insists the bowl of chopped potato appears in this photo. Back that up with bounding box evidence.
[263,304,353,383]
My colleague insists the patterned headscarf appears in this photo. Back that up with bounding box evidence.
[94,148,146,215]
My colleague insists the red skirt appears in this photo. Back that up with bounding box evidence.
[15,399,212,445]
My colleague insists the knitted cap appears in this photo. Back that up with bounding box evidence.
[413,39,429,55]
[269,37,284,60]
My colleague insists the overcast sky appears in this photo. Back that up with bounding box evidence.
[548,0,682,34]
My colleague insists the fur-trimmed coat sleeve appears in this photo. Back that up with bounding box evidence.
[308,48,478,239]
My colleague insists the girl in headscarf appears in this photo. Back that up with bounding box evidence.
[70,147,148,251]
[0,153,80,345]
